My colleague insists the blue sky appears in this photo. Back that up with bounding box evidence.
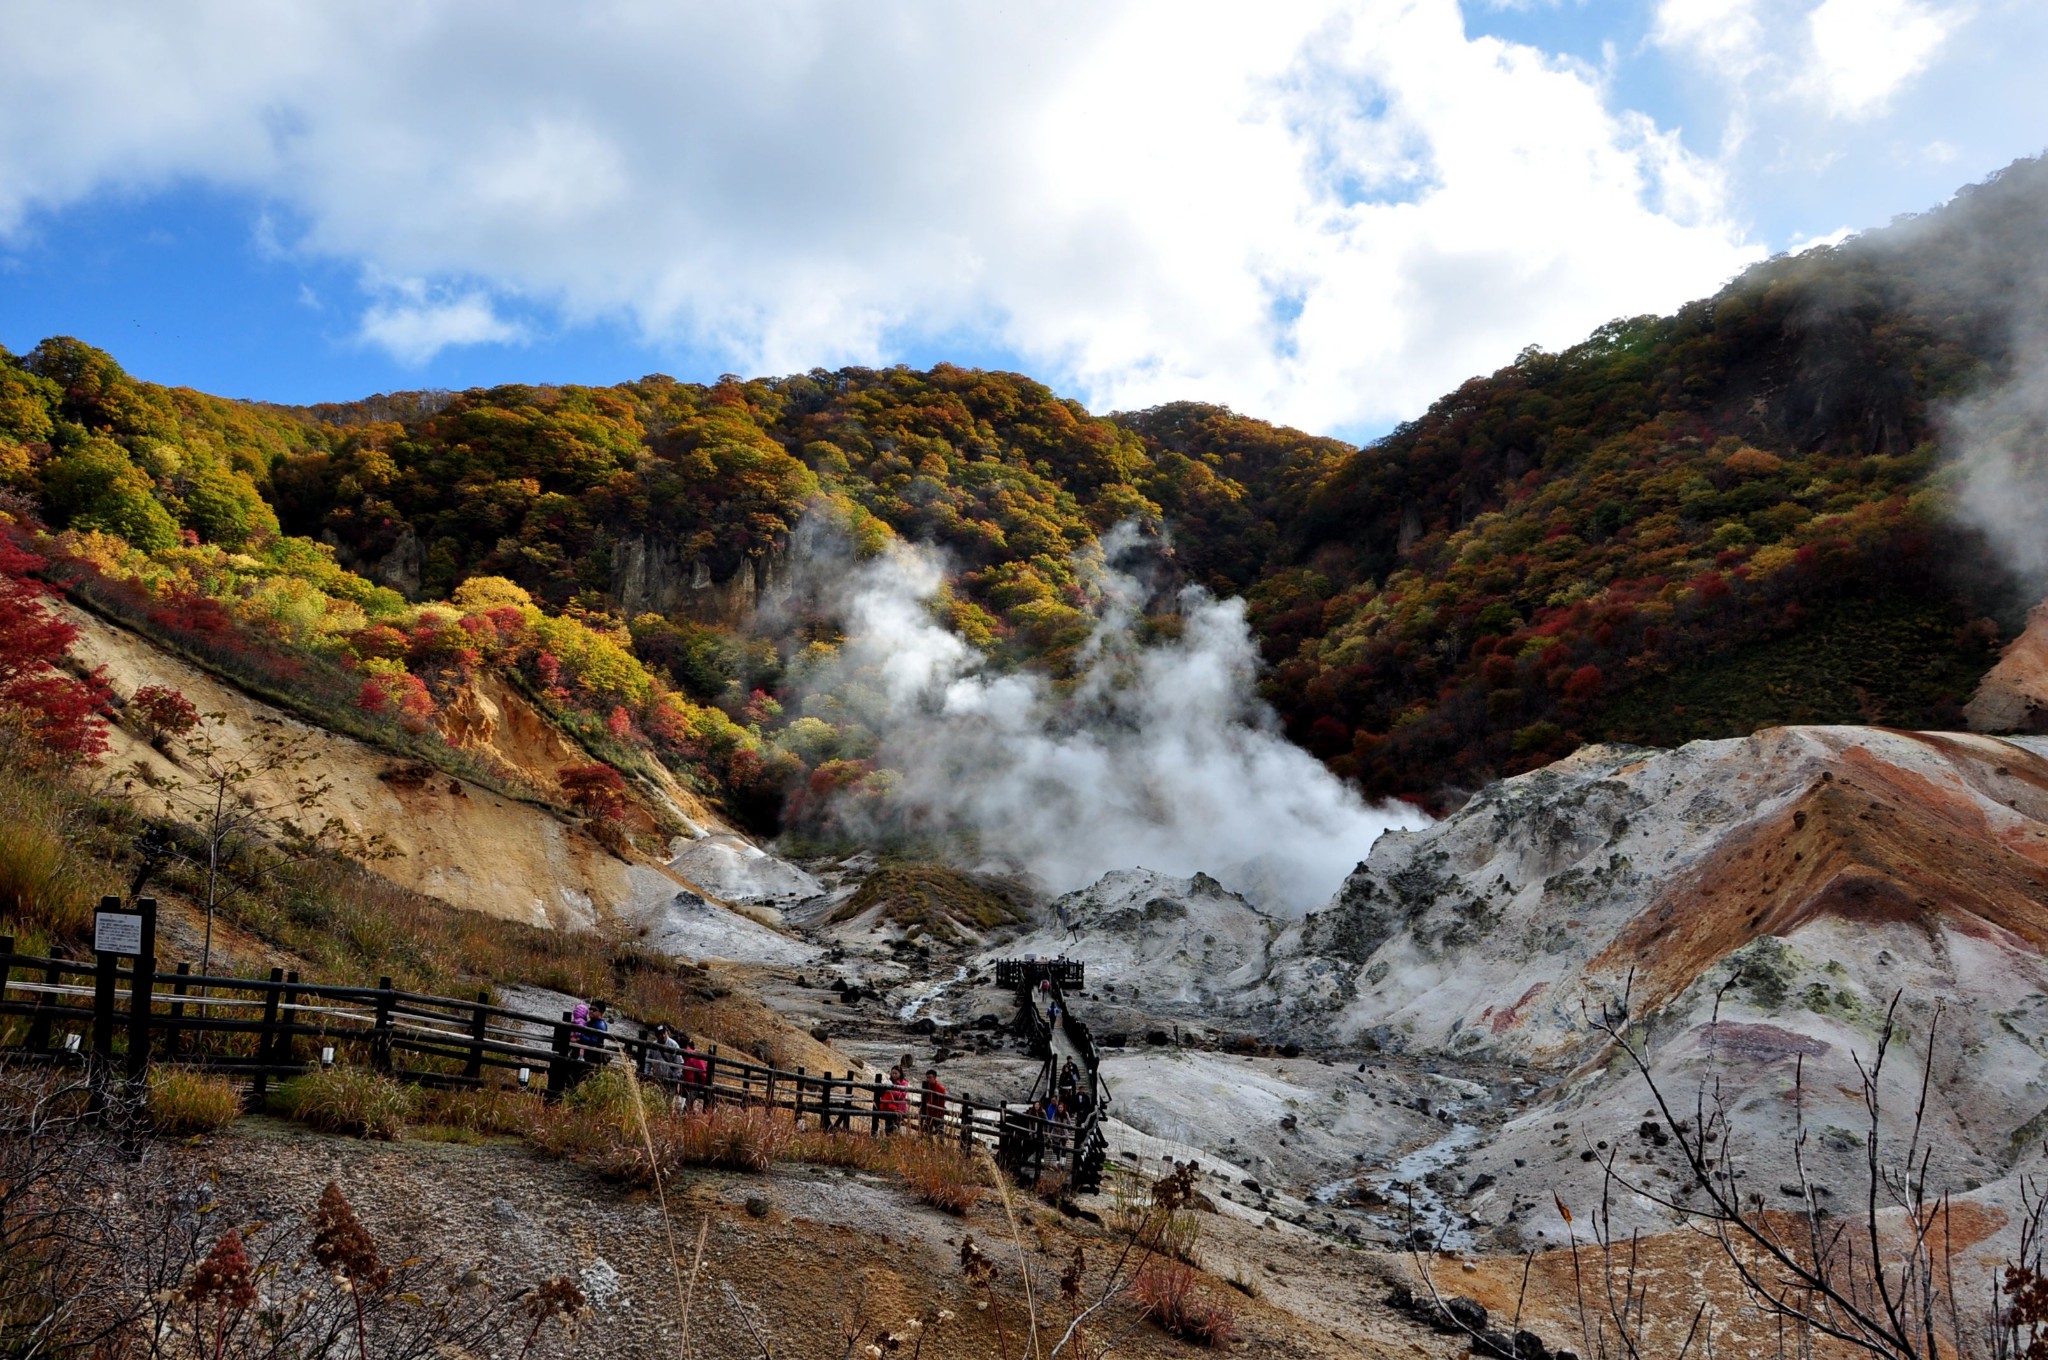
[1,1,2044,440]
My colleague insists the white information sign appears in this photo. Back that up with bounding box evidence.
[94,911,145,957]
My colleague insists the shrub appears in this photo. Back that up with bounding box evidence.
[890,1138,984,1215]
[145,1067,242,1134]
[1133,1261,1238,1347]
[559,763,628,820]
[564,1065,641,1132]
[658,1105,791,1173]
[127,683,198,745]
[272,1066,417,1139]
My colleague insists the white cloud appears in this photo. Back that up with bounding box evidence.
[1653,0,1967,123]
[357,282,525,365]
[0,1,1764,429]
[1805,0,1958,118]
[1652,0,1768,80]
[1789,224,1855,252]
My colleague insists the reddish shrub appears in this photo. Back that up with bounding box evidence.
[128,684,198,744]
[559,763,628,820]
[0,540,109,766]
[1133,1261,1238,1347]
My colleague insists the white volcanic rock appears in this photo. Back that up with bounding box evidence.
[1254,726,2048,1064]
[669,834,824,905]
[622,880,821,966]
[1226,725,2048,1250]
[994,868,1279,1011]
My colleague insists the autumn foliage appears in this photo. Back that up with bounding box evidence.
[558,763,628,821]
[0,536,107,766]
[5,155,2048,817]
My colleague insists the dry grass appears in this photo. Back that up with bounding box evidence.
[270,1066,418,1139]
[144,1066,242,1134]
[412,1083,539,1141]
[534,1094,794,1181]
[788,1124,888,1169]
[0,748,113,946]
[890,1137,985,1216]
[1132,1260,1239,1347]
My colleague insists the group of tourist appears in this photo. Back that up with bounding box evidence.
[570,998,711,1103]
[1030,1056,1095,1127]
[877,1063,951,1134]
[569,991,1095,1148]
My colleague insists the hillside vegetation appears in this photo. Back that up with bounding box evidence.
[5,158,2048,823]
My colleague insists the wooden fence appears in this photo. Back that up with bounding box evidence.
[0,908,1106,1185]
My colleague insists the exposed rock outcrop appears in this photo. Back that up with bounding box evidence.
[992,868,1278,1008]
[1256,727,2048,1064]
[610,535,795,625]
[1966,598,2048,732]
[373,524,425,597]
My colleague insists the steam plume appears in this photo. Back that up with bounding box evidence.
[1946,331,2048,596]
[790,529,1424,914]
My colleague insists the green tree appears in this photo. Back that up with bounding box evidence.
[39,434,180,550]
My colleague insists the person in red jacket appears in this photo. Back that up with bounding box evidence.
[678,1041,710,1109]
[878,1064,911,1134]
[919,1068,948,1135]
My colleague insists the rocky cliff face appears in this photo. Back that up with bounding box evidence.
[609,534,795,625]
[1967,598,2048,732]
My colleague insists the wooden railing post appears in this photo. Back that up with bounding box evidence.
[166,963,190,1059]
[26,948,61,1052]
[545,1013,573,1103]
[91,952,118,1064]
[793,1066,806,1122]
[463,990,489,1084]
[273,971,299,1074]
[370,977,395,1073]
[251,969,284,1107]
[124,898,157,1082]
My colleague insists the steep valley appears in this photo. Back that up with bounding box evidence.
[17,564,2048,1356]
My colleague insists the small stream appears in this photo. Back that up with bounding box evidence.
[898,965,971,1021]
[1316,1116,1484,1249]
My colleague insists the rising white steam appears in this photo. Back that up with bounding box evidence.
[793,533,1425,914]
[1946,333,2048,593]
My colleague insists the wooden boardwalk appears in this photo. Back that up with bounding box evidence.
[5,898,1108,1185]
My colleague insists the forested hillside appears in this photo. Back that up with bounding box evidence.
[5,157,2046,823]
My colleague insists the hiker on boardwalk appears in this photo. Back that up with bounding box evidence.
[919,1068,948,1135]
[678,1039,710,1107]
[572,999,610,1062]
[1057,1056,1081,1106]
[645,1022,682,1081]
[879,1064,911,1133]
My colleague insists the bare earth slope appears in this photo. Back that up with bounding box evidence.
[66,602,815,963]
[1967,597,2048,732]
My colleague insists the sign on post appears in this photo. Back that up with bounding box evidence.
[94,908,145,957]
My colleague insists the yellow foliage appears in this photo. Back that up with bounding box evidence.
[452,575,535,612]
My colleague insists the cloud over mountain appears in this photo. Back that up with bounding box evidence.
[0,1,1763,430]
